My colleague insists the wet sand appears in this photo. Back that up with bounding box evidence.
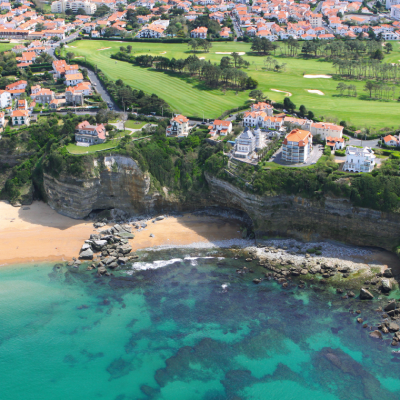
[0,201,242,266]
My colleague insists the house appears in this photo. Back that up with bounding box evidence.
[166,114,190,137]
[64,73,84,86]
[0,90,11,108]
[16,99,28,110]
[6,80,27,91]
[53,59,68,77]
[391,4,400,19]
[310,122,343,140]
[326,136,345,150]
[251,102,273,116]
[11,110,30,126]
[32,88,55,104]
[191,27,208,38]
[234,127,256,159]
[0,112,5,127]
[208,120,232,136]
[49,98,66,110]
[282,129,313,163]
[31,84,41,95]
[136,23,166,38]
[343,146,375,173]
[383,134,399,147]
[75,120,106,146]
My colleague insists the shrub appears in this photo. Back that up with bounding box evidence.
[306,248,316,254]
[335,149,345,157]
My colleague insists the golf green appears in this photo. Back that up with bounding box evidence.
[65,40,400,128]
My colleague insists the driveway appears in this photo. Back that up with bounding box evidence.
[271,145,323,167]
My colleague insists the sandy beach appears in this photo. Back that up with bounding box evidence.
[0,201,242,266]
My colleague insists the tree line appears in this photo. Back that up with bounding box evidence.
[111,51,258,90]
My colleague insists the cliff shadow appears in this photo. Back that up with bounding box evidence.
[13,201,90,230]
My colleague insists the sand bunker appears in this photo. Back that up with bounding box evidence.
[303,74,332,78]
[199,57,205,60]
[270,88,292,96]
[307,89,324,95]
[160,51,167,54]
[74,56,84,59]
[215,52,246,55]
[97,47,111,51]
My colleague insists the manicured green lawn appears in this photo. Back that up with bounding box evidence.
[66,141,119,154]
[124,120,146,129]
[0,43,16,52]
[65,40,400,128]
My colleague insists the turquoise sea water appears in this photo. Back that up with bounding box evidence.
[1,248,400,400]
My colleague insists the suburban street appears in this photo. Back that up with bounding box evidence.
[86,69,121,111]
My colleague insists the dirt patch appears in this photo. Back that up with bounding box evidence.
[270,88,292,97]
[303,74,332,79]
[307,89,324,95]
[97,47,111,51]
[215,52,245,55]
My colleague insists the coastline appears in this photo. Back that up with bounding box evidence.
[0,201,243,266]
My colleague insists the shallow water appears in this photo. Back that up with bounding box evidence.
[1,249,400,400]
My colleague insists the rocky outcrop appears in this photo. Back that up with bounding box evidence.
[43,156,400,251]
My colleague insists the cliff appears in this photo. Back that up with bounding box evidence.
[205,173,400,251]
[43,155,400,250]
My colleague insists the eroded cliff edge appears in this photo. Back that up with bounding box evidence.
[43,155,400,251]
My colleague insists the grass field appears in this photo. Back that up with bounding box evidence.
[65,40,400,129]
[124,120,146,129]
[0,43,16,52]
[66,141,119,154]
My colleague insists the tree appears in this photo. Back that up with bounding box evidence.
[372,49,384,60]
[188,39,198,52]
[336,82,347,95]
[66,52,75,62]
[385,43,393,53]
[249,90,264,101]
[283,96,296,112]
[299,104,307,117]
[35,22,44,32]
[364,80,374,98]
[246,77,258,89]
[127,45,132,53]
[307,110,314,120]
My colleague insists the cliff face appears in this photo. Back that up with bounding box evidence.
[205,173,400,251]
[44,156,160,219]
[43,156,400,250]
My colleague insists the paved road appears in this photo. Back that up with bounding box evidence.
[86,69,121,111]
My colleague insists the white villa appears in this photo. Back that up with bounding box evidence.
[166,114,190,137]
[233,127,266,159]
[282,129,313,163]
[343,147,375,173]
[234,128,256,159]
[383,135,399,147]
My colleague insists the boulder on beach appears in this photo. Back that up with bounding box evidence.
[79,248,93,260]
[381,279,392,292]
[103,256,117,265]
[360,288,374,300]
[119,244,132,254]
[383,268,393,278]
[384,301,397,312]
[97,266,107,275]
[116,232,135,239]
[81,243,91,251]
[92,240,108,251]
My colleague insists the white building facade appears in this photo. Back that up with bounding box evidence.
[343,147,375,173]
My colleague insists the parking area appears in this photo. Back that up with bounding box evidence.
[271,144,323,167]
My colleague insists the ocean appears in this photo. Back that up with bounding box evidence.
[0,247,399,400]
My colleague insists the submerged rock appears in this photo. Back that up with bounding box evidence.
[370,330,383,339]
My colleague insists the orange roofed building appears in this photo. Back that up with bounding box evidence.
[282,129,313,163]
[166,114,190,137]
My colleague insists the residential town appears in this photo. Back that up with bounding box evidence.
[0,0,396,43]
